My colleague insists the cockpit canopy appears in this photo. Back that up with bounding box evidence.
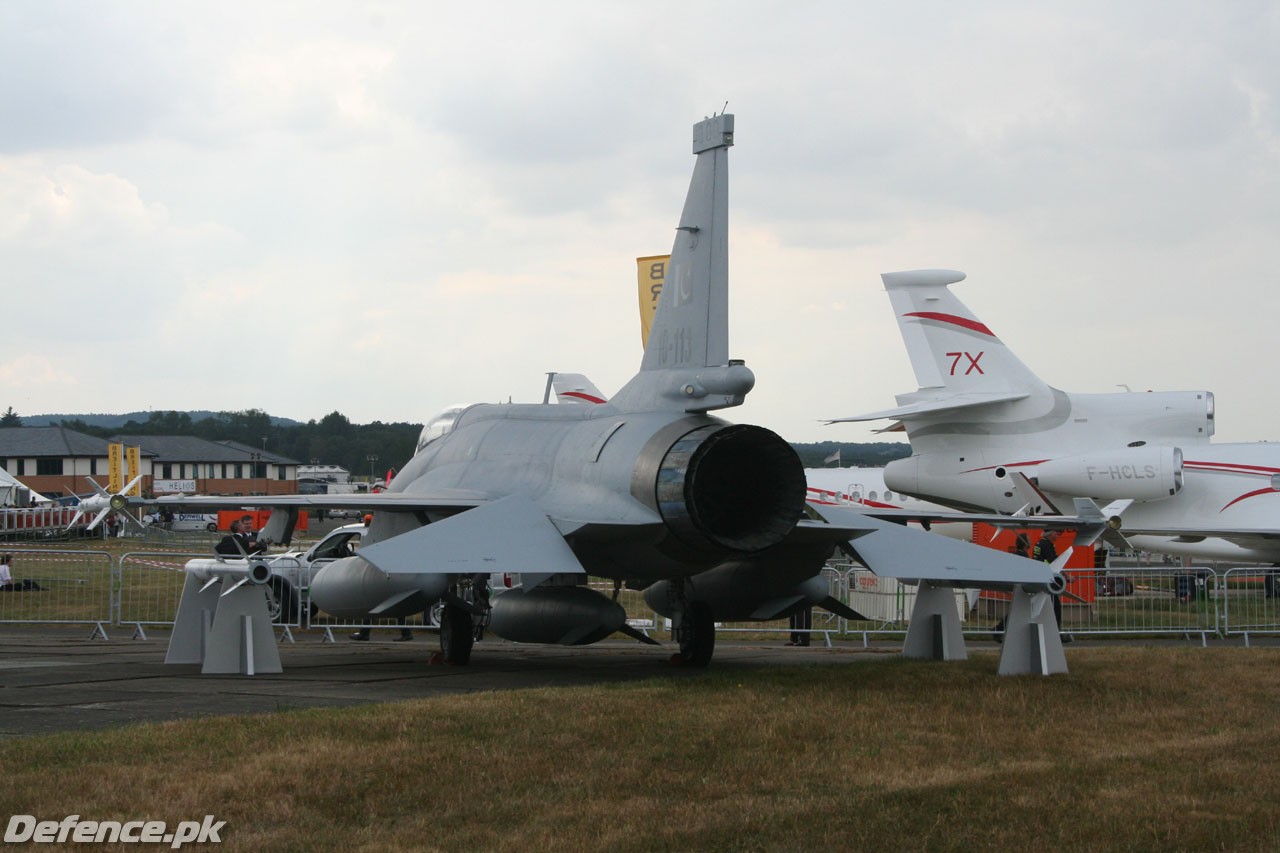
[415,404,471,454]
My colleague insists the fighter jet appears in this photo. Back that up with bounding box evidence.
[830,269,1280,563]
[161,117,1063,668]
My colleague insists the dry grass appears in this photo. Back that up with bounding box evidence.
[3,646,1280,851]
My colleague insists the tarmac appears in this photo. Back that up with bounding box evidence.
[5,624,1269,741]
[0,626,899,740]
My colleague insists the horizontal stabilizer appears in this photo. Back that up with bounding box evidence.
[826,391,1028,424]
[810,505,1056,590]
[359,495,586,577]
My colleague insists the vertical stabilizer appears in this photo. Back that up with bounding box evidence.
[883,269,1050,403]
[612,114,753,414]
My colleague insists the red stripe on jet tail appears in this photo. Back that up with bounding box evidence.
[1186,460,1280,475]
[561,391,607,404]
[903,311,997,337]
[1220,487,1279,512]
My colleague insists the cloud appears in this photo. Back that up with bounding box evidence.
[0,2,1277,443]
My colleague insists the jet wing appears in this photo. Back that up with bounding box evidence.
[848,505,1105,542]
[358,495,587,585]
[793,504,1058,590]
[824,390,1029,424]
[1113,526,1280,551]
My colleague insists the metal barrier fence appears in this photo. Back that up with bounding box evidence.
[8,550,1280,646]
[0,548,114,636]
[0,507,84,538]
[831,563,1228,643]
[1220,568,1280,644]
[118,552,213,636]
[1046,567,1219,642]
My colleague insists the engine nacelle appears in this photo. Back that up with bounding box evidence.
[1028,446,1183,501]
[488,585,627,646]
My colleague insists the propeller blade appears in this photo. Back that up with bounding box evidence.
[121,474,145,497]
[87,507,111,531]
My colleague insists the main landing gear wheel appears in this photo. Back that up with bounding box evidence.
[439,603,474,665]
[676,602,715,667]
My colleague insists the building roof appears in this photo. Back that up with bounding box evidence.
[0,427,301,465]
[112,435,300,465]
[215,440,301,465]
[0,426,153,458]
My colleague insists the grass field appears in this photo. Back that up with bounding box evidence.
[2,646,1279,851]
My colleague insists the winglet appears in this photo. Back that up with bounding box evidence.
[611,114,751,414]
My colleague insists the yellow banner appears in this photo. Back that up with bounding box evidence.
[125,446,142,495]
[107,444,123,493]
[636,254,669,349]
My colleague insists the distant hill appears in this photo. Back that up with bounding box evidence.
[790,441,910,469]
[24,411,304,428]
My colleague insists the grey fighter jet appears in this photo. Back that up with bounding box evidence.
[160,114,1063,668]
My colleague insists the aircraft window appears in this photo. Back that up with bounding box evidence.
[868,491,878,501]
[416,404,470,453]
[884,491,894,501]
[850,490,861,501]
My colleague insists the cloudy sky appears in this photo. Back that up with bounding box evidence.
[2,1,1277,444]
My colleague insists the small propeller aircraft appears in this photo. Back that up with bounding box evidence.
[66,475,146,533]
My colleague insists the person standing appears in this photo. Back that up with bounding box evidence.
[237,514,269,555]
[787,607,812,646]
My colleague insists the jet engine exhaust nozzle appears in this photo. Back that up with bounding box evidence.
[654,423,805,554]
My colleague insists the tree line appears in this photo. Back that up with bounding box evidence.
[31,409,418,482]
[4,406,909,477]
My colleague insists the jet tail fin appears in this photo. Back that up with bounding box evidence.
[833,270,1054,428]
[551,373,607,405]
[611,114,753,414]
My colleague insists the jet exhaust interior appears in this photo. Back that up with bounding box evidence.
[655,423,805,553]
